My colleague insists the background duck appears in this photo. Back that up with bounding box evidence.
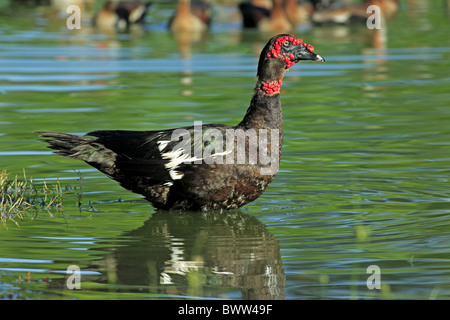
[283,0,314,27]
[93,0,152,32]
[238,0,272,28]
[168,0,211,32]
[239,0,294,32]
[312,0,398,24]
[258,0,293,32]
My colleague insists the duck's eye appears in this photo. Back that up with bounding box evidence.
[283,41,290,46]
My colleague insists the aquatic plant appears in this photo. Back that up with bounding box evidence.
[0,169,65,227]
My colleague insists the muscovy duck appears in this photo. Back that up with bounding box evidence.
[38,34,325,211]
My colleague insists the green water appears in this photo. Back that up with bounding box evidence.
[0,1,449,300]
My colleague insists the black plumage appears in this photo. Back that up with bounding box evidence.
[38,34,325,211]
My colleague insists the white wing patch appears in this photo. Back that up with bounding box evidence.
[158,140,233,181]
[160,148,202,180]
[157,140,170,152]
[208,150,232,157]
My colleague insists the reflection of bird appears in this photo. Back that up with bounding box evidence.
[93,0,152,31]
[112,211,286,299]
[38,34,325,211]
[169,0,211,32]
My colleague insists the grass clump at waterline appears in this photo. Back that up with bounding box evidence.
[0,169,65,227]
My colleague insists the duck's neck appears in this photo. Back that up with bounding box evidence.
[237,81,283,131]
[238,58,287,131]
[176,0,191,17]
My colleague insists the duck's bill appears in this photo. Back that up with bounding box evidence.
[314,54,325,62]
[294,49,325,62]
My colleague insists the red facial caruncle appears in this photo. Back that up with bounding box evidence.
[266,35,315,69]
[261,80,283,95]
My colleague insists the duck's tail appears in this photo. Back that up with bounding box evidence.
[37,132,117,175]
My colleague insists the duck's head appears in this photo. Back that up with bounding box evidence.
[257,34,325,80]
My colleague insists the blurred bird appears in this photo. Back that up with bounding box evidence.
[239,0,294,32]
[93,0,152,31]
[312,0,398,24]
[283,0,314,26]
[238,0,272,28]
[169,0,211,32]
[258,0,292,32]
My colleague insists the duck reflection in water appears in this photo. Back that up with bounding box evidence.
[109,211,285,299]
